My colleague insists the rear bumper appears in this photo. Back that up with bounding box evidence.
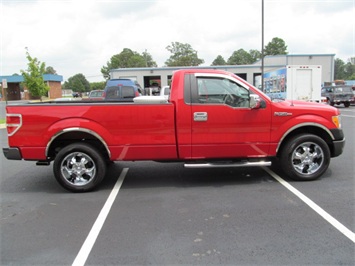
[3,147,22,160]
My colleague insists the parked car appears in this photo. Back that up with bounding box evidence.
[321,85,353,107]
[88,90,104,100]
[103,79,143,101]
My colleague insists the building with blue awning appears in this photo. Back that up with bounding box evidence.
[0,74,63,101]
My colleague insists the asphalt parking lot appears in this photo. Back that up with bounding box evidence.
[0,104,354,265]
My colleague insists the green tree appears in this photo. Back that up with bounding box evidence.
[344,61,355,80]
[335,58,355,80]
[165,42,204,66]
[211,55,226,66]
[264,37,288,56]
[101,48,157,79]
[334,58,346,80]
[90,81,106,91]
[45,66,57,74]
[227,49,253,65]
[142,50,158,67]
[21,49,49,100]
[64,74,90,94]
[249,49,262,62]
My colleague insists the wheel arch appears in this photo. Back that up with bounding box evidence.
[276,123,334,158]
[46,127,111,161]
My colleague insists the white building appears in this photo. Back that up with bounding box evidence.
[110,54,335,89]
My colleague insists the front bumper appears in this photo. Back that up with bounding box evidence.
[332,139,345,157]
[3,147,22,160]
[330,128,345,157]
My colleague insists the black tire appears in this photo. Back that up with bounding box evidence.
[53,143,107,192]
[279,134,330,181]
[344,102,350,107]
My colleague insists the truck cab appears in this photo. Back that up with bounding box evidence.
[173,71,271,159]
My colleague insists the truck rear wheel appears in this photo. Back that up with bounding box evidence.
[53,143,107,192]
[280,134,330,181]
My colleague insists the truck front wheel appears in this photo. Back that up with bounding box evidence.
[327,98,334,106]
[53,143,107,192]
[280,134,330,181]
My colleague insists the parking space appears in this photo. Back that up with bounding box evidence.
[0,106,354,265]
[84,164,354,265]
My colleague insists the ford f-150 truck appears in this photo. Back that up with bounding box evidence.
[3,69,345,192]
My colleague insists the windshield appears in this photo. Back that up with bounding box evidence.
[335,87,352,93]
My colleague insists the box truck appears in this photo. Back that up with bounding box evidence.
[263,65,323,102]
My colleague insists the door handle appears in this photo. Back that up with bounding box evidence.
[194,112,208,121]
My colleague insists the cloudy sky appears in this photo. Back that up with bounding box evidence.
[0,0,354,82]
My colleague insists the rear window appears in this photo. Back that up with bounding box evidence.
[121,86,135,98]
[105,86,135,99]
[105,86,120,99]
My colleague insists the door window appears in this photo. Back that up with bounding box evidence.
[194,77,250,107]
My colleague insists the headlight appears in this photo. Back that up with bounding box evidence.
[332,115,341,128]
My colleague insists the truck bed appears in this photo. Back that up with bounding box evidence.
[6,102,178,161]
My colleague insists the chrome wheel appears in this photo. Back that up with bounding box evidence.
[291,142,324,175]
[61,151,96,186]
[280,134,330,181]
[54,143,107,192]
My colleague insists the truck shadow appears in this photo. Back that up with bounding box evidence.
[0,162,65,194]
[100,161,276,191]
[1,160,334,194]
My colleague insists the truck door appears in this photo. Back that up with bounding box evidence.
[189,74,271,159]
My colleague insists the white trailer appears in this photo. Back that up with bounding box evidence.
[263,65,323,102]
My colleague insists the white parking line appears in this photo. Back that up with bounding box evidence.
[72,168,129,266]
[263,167,355,243]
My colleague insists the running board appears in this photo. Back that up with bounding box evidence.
[36,161,51,166]
[184,160,271,168]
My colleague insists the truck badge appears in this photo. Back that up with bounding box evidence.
[274,112,293,116]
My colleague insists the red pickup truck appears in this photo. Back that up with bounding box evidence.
[3,69,344,192]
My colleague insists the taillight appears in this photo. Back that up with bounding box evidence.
[6,114,22,136]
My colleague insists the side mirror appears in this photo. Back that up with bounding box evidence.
[250,94,261,109]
